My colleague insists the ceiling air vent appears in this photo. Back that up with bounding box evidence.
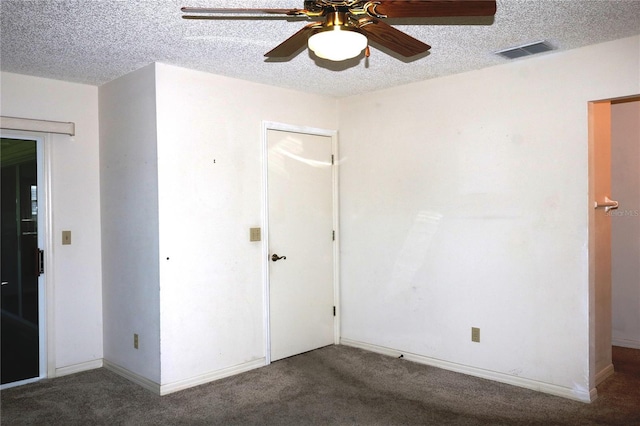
[495,41,554,59]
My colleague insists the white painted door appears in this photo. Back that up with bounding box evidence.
[267,128,334,362]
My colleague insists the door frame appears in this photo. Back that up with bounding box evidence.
[261,121,340,365]
[588,94,640,392]
[0,130,54,388]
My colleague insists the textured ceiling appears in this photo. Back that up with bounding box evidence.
[1,0,639,97]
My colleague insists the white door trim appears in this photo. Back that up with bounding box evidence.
[0,130,54,388]
[261,121,340,365]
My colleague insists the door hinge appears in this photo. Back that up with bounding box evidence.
[37,249,44,276]
[333,306,336,317]
[332,230,335,241]
[331,154,334,165]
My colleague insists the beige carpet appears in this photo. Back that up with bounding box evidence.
[1,345,638,425]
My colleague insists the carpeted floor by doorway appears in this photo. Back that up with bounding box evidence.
[1,345,639,425]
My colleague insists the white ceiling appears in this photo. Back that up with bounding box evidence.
[1,0,639,97]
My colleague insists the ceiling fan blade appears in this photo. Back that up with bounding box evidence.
[265,23,320,58]
[358,18,430,57]
[181,7,307,16]
[370,0,497,18]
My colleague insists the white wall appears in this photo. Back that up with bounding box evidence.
[338,35,640,401]
[99,64,161,383]
[98,63,338,390]
[3,34,637,400]
[611,100,640,349]
[154,63,339,387]
[0,72,103,372]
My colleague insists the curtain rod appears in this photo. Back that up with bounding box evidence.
[1,116,75,136]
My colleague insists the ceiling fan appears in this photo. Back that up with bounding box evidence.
[181,1,497,62]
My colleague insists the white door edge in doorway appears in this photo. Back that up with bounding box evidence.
[261,121,340,365]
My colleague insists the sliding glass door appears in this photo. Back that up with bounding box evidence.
[1,137,41,385]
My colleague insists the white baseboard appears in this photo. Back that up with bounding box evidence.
[595,363,615,385]
[103,360,161,394]
[612,338,640,349]
[104,358,266,396]
[1,359,103,390]
[55,359,103,378]
[340,338,596,403]
[159,358,266,396]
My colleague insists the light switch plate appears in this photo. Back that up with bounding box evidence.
[250,227,261,242]
[62,230,71,245]
[471,327,480,343]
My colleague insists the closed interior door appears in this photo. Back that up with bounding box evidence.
[267,128,335,362]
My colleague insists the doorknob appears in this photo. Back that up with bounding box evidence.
[594,196,619,213]
[271,254,287,262]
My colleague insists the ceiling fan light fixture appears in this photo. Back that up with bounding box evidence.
[308,26,367,61]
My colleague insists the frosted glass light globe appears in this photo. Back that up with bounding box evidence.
[308,27,367,61]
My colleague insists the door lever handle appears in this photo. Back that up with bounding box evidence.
[271,254,287,262]
[594,196,619,212]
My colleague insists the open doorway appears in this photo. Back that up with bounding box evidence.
[589,95,640,392]
[1,136,45,387]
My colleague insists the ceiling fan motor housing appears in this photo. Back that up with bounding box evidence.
[324,10,357,29]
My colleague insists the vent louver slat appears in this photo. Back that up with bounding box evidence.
[495,41,554,59]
